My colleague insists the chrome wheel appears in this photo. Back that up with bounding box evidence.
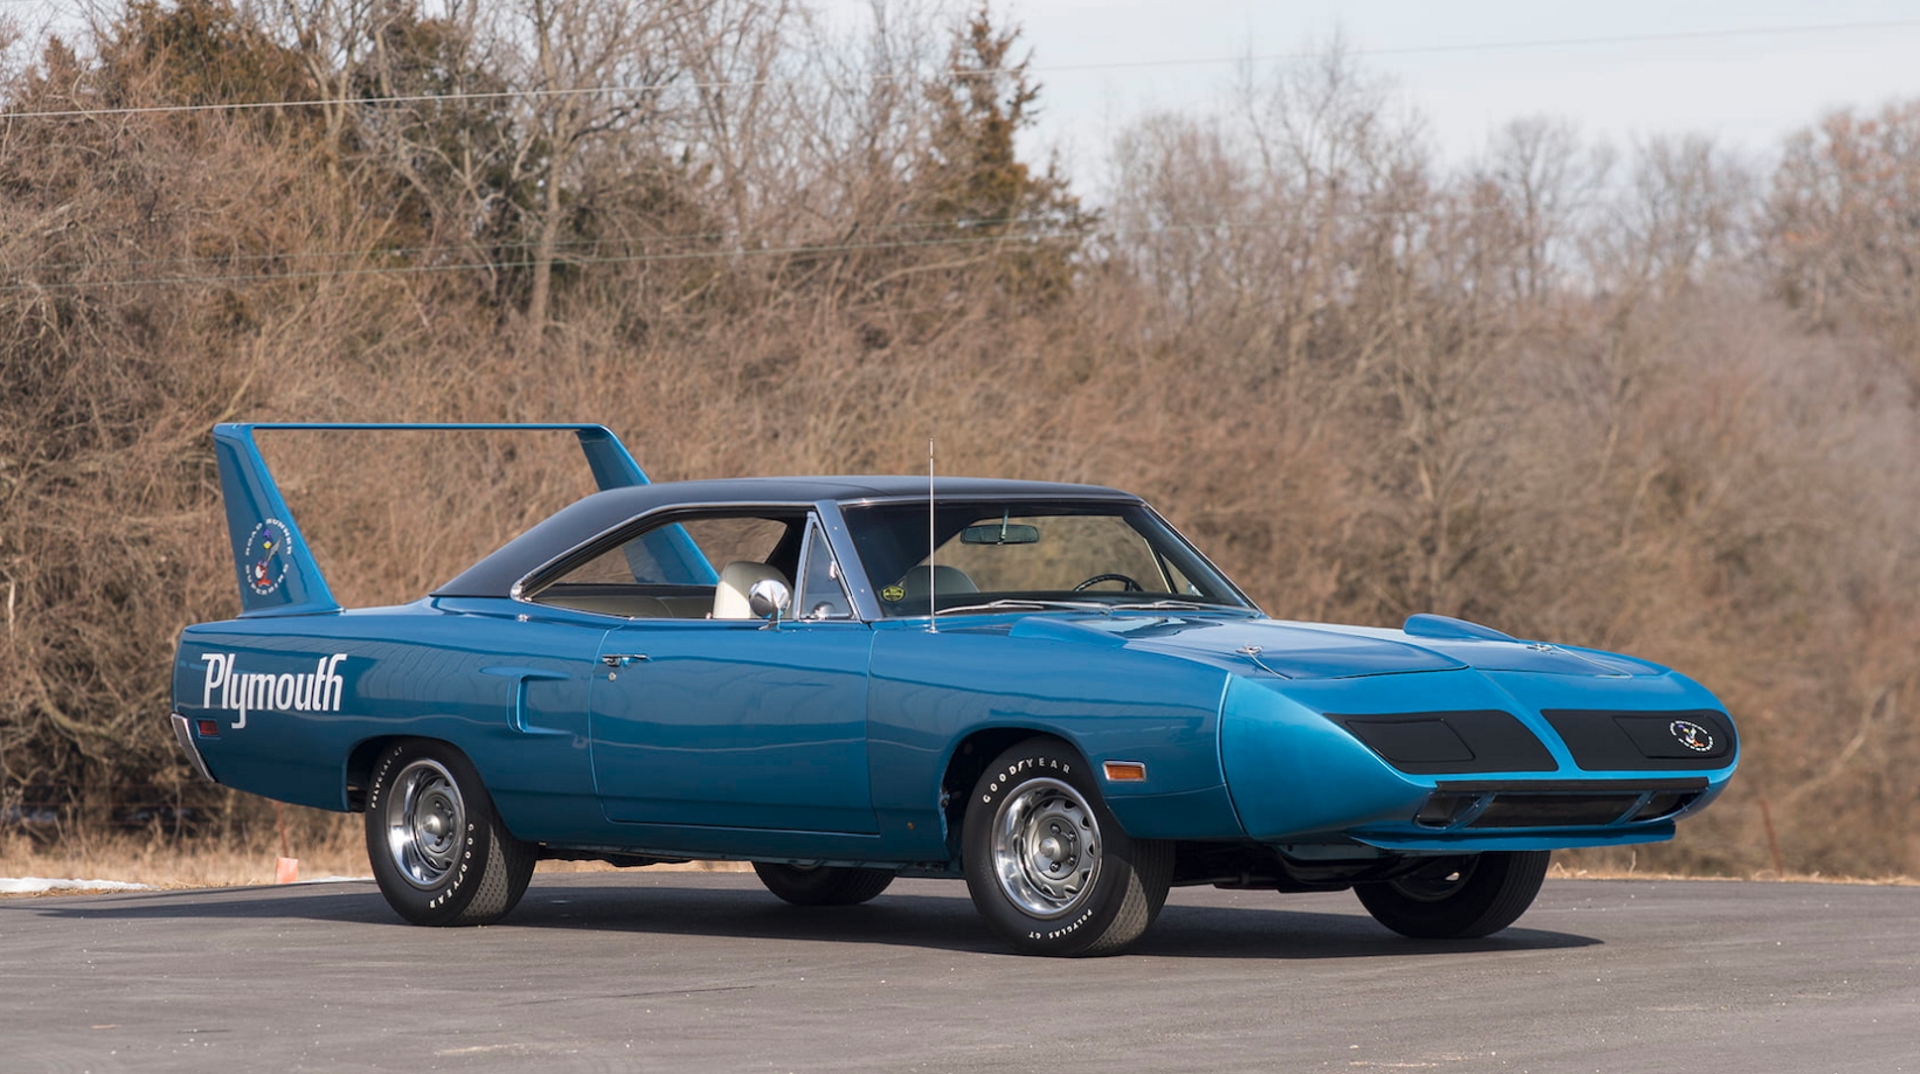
[964,740,1174,955]
[989,776,1102,918]
[385,758,466,890]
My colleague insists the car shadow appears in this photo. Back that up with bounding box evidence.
[10,875,1599,959]
[2,883,397,925]
[1134,899,1597,959]
[515,887,1598,959]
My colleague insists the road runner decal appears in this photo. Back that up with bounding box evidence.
[201,652,348,729]
[243,519,294,596]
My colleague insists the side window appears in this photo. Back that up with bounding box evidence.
[664,516,794,577]
[530,513,801,618]
[796,523,854,620]
[559,542,656,585]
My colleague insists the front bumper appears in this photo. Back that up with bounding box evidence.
[1219,674,1736,850]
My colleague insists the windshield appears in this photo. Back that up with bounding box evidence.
[841,500,1256,617]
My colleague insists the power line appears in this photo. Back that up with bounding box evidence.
[0,199,1622,293]
[2,18,1915,122]
[1,230,1044,291]
[11,180,1647,277]
[7,213,1079,275]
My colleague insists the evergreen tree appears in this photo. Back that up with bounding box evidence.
[913,5,1088,305]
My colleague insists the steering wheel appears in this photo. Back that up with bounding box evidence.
[1072,573,1144,592]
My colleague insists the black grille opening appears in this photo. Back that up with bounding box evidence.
[1347,719,1475,764]
[1328,710,1557,775]
[1467,793,1640,829]
[1541,709,1736,771]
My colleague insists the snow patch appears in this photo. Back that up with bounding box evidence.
[0,877,153,895]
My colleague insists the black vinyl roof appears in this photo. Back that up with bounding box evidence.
[433,475,1137,598]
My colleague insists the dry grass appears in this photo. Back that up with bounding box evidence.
[0,824,751,893]
[1545,860,1918,887]
[0,825,368,891]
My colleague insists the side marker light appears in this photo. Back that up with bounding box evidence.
[1103,761,1148,782]
[196,720,220,737]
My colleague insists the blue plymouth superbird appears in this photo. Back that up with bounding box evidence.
[170,423,1737,955]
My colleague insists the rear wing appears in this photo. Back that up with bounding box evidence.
[211,422,707,617]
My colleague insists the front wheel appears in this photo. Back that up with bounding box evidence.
[752,863,895,906]
[962,739,1173,956]
[1354,851,1550,939]
[364,739,535,926]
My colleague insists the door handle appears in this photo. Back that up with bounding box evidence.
[600,653,648,668]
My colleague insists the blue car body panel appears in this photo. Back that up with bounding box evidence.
[170,424,1738,878]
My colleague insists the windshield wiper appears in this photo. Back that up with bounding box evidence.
[1108,599,1207,611]
[934,599,1114,617]
[1107,599,1252,614]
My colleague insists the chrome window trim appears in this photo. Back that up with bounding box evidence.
[511,500,857,622]
[833,491,1145,510]
[810,501,887,623]
[832,495,1261,617]
[506,491,1253,622]
[1136,503,1264,615]
[792,517,857,621]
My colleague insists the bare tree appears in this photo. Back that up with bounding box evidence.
[271,0,380,177]
[1474,116,1600,305]
[1767,102,1920,393]
[499,0,696,341]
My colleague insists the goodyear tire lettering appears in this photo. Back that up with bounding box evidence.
[961,739,1172,957]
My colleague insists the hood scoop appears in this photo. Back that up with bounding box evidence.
[1403,614,1644,677]
[1403,613,1515,642]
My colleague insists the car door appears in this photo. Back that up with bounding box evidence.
[587,514,878,834]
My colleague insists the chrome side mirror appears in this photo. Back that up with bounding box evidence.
[747,578,791,624]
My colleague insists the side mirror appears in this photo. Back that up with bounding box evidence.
[747,578,791,623]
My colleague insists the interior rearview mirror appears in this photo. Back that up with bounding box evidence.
[961,523,1040,545]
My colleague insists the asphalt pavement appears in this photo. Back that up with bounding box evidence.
[1,872,1913,1073]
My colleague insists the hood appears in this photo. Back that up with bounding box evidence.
[1004,614,1656,680]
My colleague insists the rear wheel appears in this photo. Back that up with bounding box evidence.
[364,740,535,926]
[962,739,1173,956]
[1354,851,1550,939]
[752,863,895,906]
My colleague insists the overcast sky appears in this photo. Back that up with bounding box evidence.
[12,1,1916,193]
[820,0,1920,192]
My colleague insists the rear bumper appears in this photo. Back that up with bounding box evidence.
[169,713,219,785]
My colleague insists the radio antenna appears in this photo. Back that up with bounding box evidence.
[928,436,937,634]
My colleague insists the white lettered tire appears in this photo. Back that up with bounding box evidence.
[962,738,1173,956]
[364,739,535,926]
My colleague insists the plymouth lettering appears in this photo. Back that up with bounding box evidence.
[200,652,348,729]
